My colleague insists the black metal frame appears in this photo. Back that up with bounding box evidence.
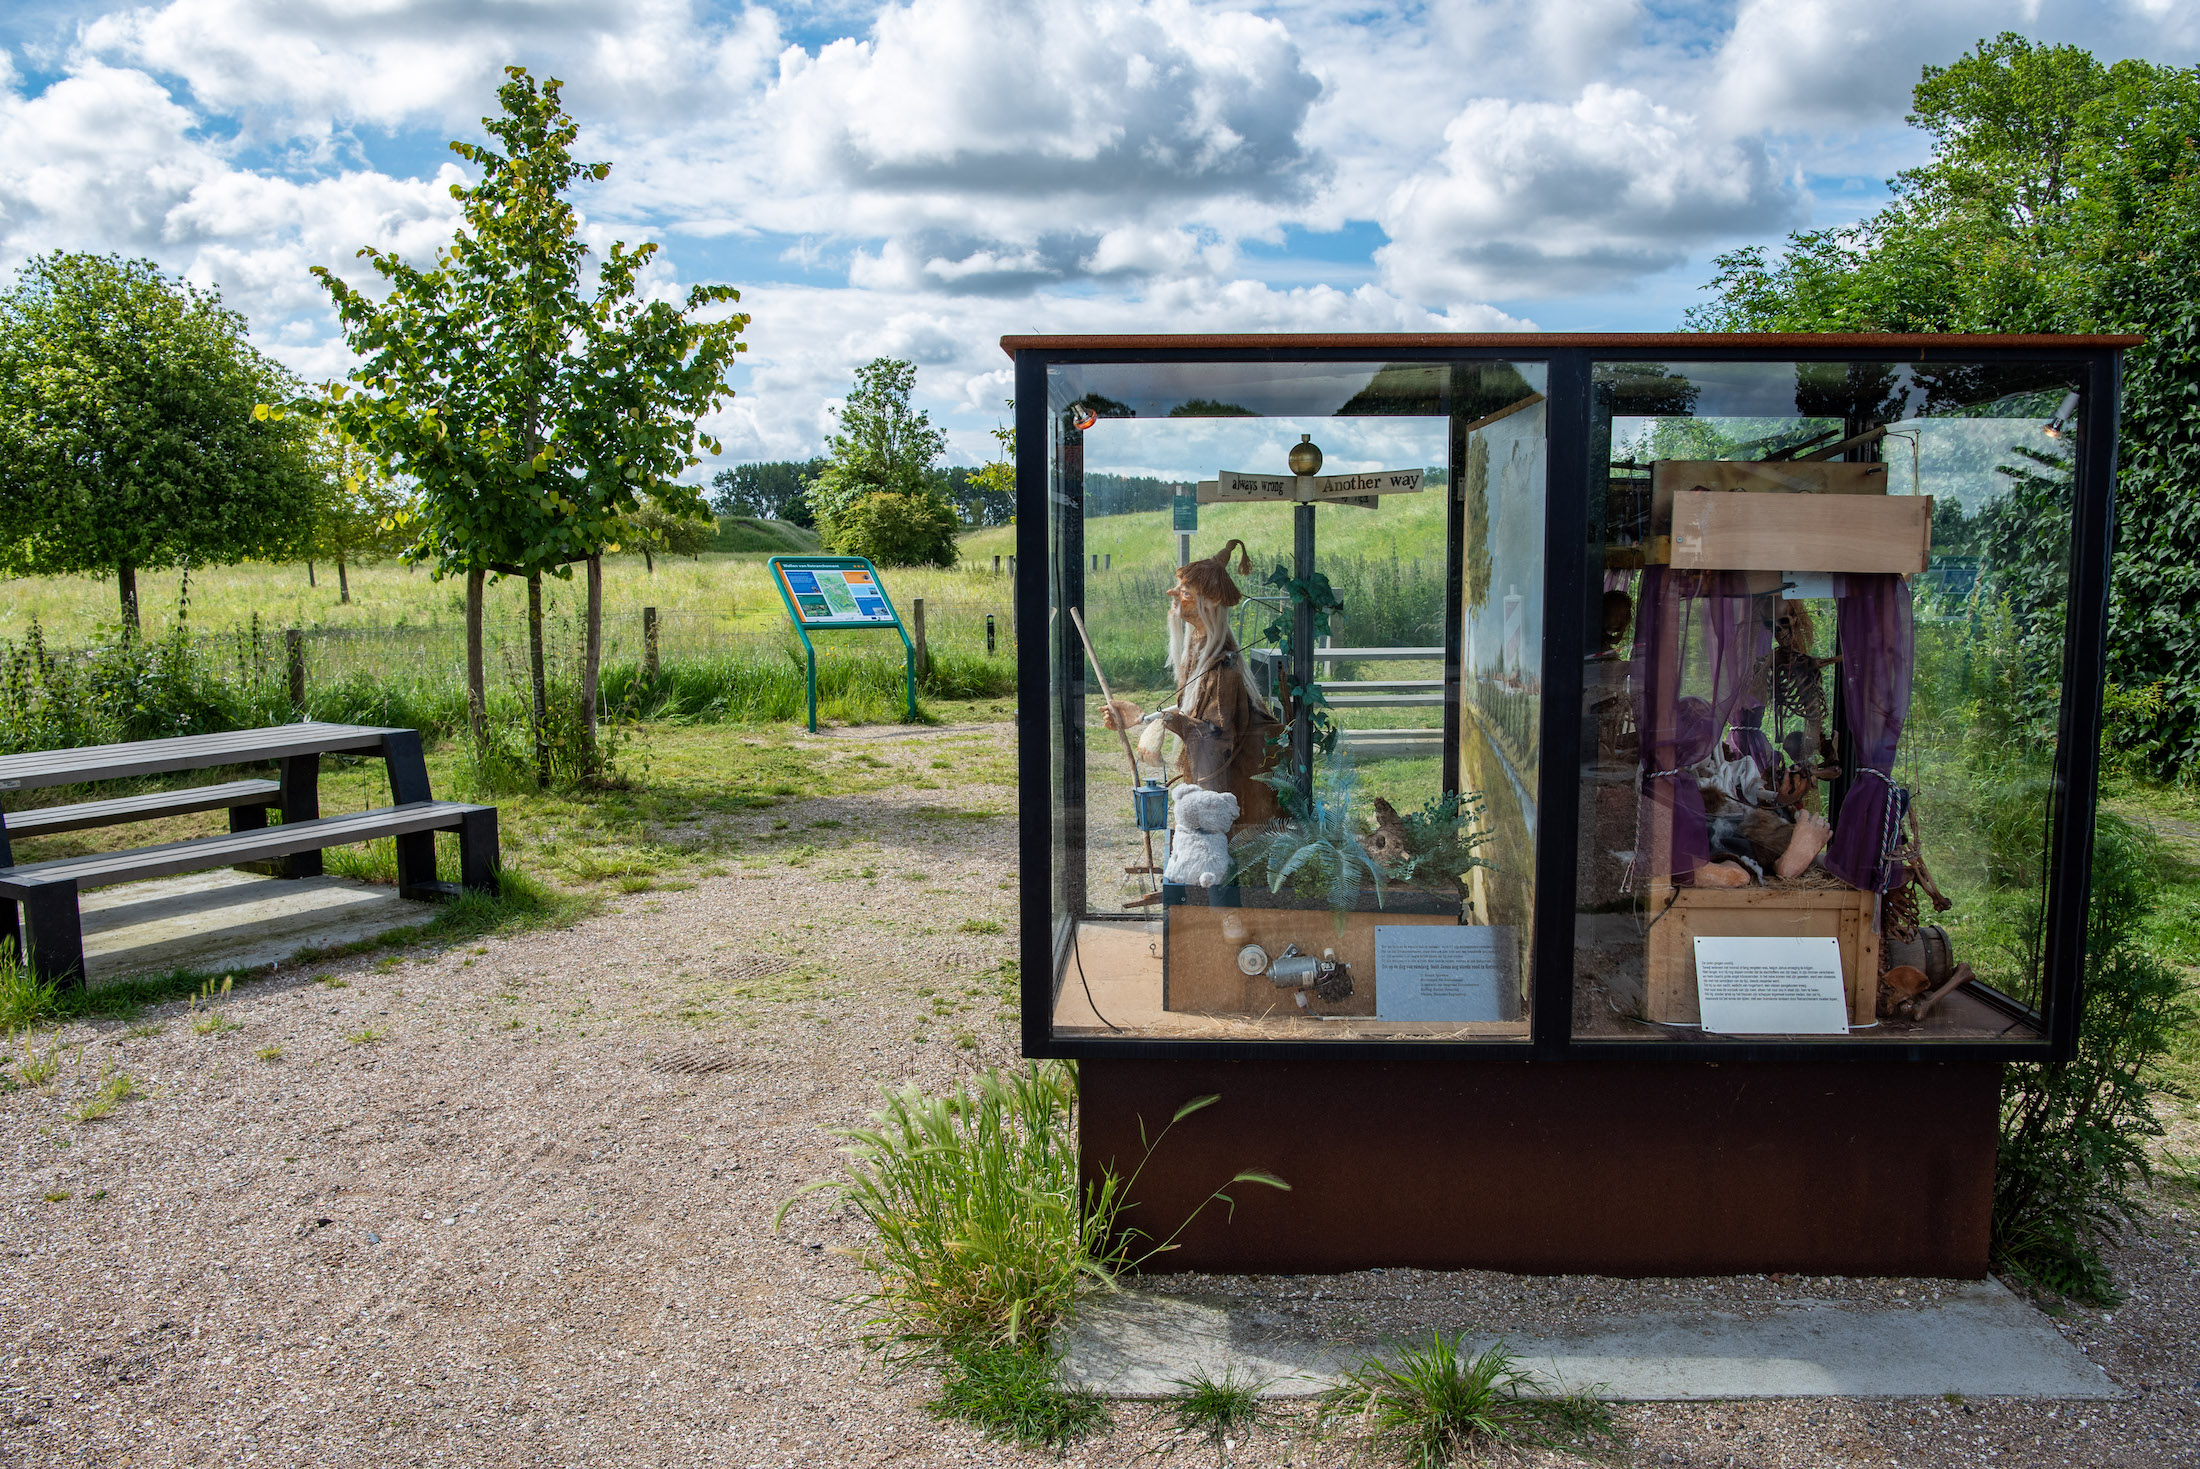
[1017,339,2120,1064]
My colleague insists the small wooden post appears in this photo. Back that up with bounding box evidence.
[993,554,1001,575]
[643,607,660,683]
[986,613,996,656]
[1104,553,1112,571]
[911,597,930,679]
[285,628,305,711]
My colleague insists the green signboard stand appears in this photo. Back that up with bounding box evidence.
[767,555,918,732]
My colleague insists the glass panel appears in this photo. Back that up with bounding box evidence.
[1047,359,1545,1043]
[1574,359,2076,1043]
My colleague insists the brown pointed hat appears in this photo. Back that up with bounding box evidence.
[1175,538,1251,608]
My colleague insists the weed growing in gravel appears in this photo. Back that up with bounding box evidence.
[256,1046,283,1063]
[15,1040,62,1089]
[1318,1334,1610,1468]
[42,1191,67,1203]
[187,976,237,1035]
[783,1063,1287,1447]
[125,1021,166,1039]
[1150,1365,1283,1467]
[70,1067,140,1122]
[345,1026,388,1045]
[926,1341,1109,1450]
[0,944,59,1031]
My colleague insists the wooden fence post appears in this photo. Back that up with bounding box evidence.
[285,628,305,712]
[911,597,930,679]
[643,607,660,683]
[986,614,996,656]
[993,554,1001,575]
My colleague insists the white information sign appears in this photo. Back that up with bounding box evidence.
[1693,935,1850,1035]
[1375,924,1515,1022]
[1203,468,1426,505]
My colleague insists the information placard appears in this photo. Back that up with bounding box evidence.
[776,561,898,627]
[1693,935,1850,1034]
[1375,925,1515,1022]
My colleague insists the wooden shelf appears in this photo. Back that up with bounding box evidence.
[1667,490,1932,575]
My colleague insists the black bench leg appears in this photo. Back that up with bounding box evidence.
[394,832,438,900]
[21,882,85,991]
[278,754,322,880]
[459,808,500,897]
[229,800,270,876]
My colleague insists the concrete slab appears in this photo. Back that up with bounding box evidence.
[1062,1280,2121,1402]
[78,870,435,981]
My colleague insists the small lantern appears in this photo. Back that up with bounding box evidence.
[1132,779,1170,832]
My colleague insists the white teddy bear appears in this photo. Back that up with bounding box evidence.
[1162,783,1239,889]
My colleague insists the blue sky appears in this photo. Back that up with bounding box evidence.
[2,0,2193,472]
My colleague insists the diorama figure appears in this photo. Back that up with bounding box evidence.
[1102,539,1282,834]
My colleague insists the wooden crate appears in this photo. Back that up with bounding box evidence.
[1645,883,1878,1027]
[1164,889,1460,1017]
[1668,489,1932,575]
[1652,459,1889,526]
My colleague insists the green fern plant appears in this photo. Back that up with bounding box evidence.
[1234,763,1387,914]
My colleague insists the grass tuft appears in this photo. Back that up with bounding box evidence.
[1318,1333,1611,1468]
[926,1341,1109,1450]
[70,1066,140,1123]
[0,947,60,1032]
[1152,1364,1282,1466]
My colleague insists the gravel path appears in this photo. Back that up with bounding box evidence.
[4,723,2198,1467]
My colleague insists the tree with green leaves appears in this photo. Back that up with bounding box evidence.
[619,501,715,573]
[1687,34,2200,778]
[710,459,821,525]
[808,358,959,567]
[305,427,417,603]
[306,68,744,781]
[0,252,317,632]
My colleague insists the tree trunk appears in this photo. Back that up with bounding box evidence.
[307,560,316,588]
[466,567,487,746]
[643,547,654,575]
[526,571,550,790]
[582,553,603,758]
[117,561,139,636]
[337,553,350,605]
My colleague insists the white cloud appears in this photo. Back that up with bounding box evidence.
[1376,85,1801,302]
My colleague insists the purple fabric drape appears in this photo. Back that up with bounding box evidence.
[1823,573,1916,893]
[1631,567,1759,885]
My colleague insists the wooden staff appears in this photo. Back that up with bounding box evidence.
[1068,607,1158,890]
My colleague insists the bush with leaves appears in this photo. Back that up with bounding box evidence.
[808,359,960,567]
[1993,810,2193,1302]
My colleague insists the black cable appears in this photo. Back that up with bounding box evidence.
[1068,922,1122,1033]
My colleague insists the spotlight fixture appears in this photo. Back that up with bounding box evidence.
[1070,402,1098,431]
[2043,390,2080,440]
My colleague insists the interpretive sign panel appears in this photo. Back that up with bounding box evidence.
[775,559,899,628]
[1375,925,1513,1022]
[1172,494,1199,532]
[767,555,916,731]
[1693,936,1849,1035]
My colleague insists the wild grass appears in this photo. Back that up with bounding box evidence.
[69,1066,140,1123]
[13,1039,62,1088]
[782,1062,1286,1447]
[925,1341,1110,1451]
[1318,1334,1612,1468]
[1151,1365,1283,1467]
[186,976,237,1035]
[0,945,60,1032]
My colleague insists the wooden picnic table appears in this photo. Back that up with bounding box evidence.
[0,723,497,986]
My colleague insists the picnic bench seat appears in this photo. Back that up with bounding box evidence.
[0,801,497,986]
[2,779,281,839]
[0,723,499,986]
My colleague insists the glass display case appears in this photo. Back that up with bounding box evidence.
[1012,336,2124,1061]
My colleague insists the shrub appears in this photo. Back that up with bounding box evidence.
[825,488,960,568]
[1992,810,2194,1303]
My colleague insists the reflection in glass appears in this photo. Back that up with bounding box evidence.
[1575,360,2074,1044]
[1046,360,1546,1042]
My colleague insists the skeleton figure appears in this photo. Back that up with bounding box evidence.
[1102,539,1283,835]
[1772,601,1841,807]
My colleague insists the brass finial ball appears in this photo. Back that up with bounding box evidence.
[1287,434,1323,477]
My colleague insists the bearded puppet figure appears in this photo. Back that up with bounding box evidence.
[1102,539,1282,835]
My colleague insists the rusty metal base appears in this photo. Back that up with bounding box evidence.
[1079,1059,2001,1278]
